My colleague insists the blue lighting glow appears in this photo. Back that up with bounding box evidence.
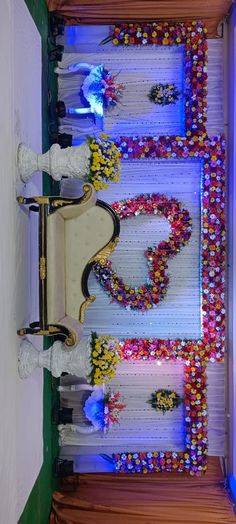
[67,107,94,115]
[229,474,236,501]
[65,26,77,46]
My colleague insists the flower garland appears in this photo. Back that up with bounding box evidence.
[113,361,207,475]
[114,135,225,361]
[89,332,122,385]
[147,389,183,413]
[94,193,192,311]
[148,83,180,106]
[110,21,208,137]
[88,133,121,191]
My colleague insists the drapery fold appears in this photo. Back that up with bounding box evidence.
[50,458,235,524]
[46,0,232,37]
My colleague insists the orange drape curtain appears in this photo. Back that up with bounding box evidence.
[50,458,235,524]
[46,0,232,37]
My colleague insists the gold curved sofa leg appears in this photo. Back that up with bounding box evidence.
[17,324,76,347]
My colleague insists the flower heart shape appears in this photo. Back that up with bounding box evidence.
[93,193,192,311]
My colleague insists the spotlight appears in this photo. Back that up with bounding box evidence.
[49,12,65,37]
[58,133,73,148]
[49,43,64,62]
[53,458,74,477]
[49,132,73,149]
[56,100,66,118]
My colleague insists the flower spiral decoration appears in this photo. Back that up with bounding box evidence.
[94,193,192,311]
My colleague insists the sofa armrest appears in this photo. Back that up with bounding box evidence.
[56,183,96,220]
[58,315,84,349]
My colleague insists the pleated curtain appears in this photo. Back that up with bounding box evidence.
[46,0,232,37]
[50,457,235,524]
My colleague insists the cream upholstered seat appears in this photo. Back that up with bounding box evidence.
[17,184,120,347]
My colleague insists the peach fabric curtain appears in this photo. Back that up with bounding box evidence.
[46,0,232,37]
[50,458,235,524]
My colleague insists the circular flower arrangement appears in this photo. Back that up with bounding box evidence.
[88,133,121,191]
[89,332,122,385]
[148,83,180,106]
[147,389,184,414]
[94,193,192,311]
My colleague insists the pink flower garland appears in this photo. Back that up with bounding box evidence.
[111,20,208,137]
[113,361,207,475]
[94,193,192,311]
[114,135,225,362]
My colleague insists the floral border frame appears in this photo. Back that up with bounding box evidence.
[113,361,207,475]
[111,21,208,137]
[113,135,226,363]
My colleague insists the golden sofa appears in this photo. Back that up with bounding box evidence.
[17,183,119,347]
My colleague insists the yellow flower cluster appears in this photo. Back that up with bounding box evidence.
[156,391,176,411]
[91,334,121,385]
[147,389,182,414]
[88,133,121,191]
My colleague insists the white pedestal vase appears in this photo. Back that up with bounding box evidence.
[18,336,92,379]
[17,141,91,183]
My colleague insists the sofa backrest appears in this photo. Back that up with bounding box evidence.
[65,203,117,321]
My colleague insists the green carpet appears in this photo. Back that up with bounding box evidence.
[19,1,59,523]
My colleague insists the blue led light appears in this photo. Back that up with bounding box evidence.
[229,474,236,501]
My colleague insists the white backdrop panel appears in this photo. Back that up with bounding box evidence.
[58,27,224,137]
[82,159,201,339]
[58,45,185,137]
[59,361,225,457]
[59,361,185,452]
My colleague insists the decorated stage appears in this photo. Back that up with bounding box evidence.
[4,14,228,524]
[50,21,227,475]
